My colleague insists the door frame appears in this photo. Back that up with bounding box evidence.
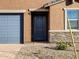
[31,12,49,42]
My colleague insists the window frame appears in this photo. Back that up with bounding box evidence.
[64,8,79,30]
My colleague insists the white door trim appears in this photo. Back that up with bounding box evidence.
[64,9,67,30]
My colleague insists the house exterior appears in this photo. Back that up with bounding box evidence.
[0,0,79,44]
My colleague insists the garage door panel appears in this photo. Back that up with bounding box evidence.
[0,38,7,44]
[7,37,20,44]
[0,37,20,44]
[0,14,23,44]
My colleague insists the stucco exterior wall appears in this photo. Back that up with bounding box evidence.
[49,2,79,30]
[49,2,79,43]
[0,0,79,43]
[0,0,50,43]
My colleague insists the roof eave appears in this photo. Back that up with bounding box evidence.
[43,0,65,8]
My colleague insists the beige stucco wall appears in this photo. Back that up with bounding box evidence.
[0,0,79,43]
[50,1,79,30]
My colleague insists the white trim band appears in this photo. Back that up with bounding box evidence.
[0,10,26,13]
[49,30,79,32]
[64,8,79,10]
[28,8,49,12]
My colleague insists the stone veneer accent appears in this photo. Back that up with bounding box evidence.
[49,30,79,43]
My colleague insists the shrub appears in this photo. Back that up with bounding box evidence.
[56,40,71,50]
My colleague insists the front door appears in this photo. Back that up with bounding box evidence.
[32,12,48,42]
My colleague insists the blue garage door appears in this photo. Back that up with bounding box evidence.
[0,13,23,44]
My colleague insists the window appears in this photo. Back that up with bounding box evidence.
[75,0,79,3]
[65,9,79,30]
[66,0,73,5]
[66,0,79,6]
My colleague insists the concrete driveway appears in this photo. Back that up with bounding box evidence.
[0,44,23,59]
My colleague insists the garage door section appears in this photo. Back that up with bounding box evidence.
[0,13,23,44]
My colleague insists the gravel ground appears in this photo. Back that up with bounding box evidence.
[14,43,79,59]
[0,43,79,59]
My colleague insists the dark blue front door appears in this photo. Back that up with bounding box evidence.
[32,13,48,42]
